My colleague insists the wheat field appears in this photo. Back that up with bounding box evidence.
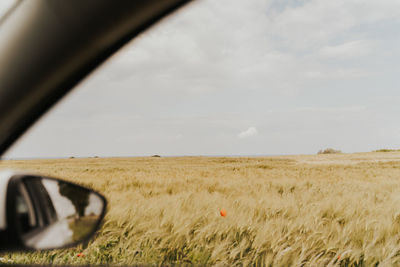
[1,152,400,266]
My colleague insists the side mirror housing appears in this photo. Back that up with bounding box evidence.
[0,170,107,252]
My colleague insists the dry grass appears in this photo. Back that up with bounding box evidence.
[2,152,400,266]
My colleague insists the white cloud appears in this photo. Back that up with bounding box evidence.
[320,40,374,58]
[238,127,258,139]
[175,133,183,139]
[295,106,366,113]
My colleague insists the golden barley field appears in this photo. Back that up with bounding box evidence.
[2,152,400,266]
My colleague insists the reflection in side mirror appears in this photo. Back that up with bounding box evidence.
[0,172,107,251]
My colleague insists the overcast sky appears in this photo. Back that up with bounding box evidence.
[2,0,400,158]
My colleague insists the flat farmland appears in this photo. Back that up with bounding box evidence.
[2,152,400,266]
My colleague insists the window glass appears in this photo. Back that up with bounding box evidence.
[16,184,37,234]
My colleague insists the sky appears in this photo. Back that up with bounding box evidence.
[2,0,400,158]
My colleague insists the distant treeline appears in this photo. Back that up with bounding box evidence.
[373,149,400,152]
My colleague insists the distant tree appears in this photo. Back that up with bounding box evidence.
[151,155,161,157]
[373,149,400,152]
[317,148,342,154]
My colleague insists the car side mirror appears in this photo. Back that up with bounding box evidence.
[0,171,107,251]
